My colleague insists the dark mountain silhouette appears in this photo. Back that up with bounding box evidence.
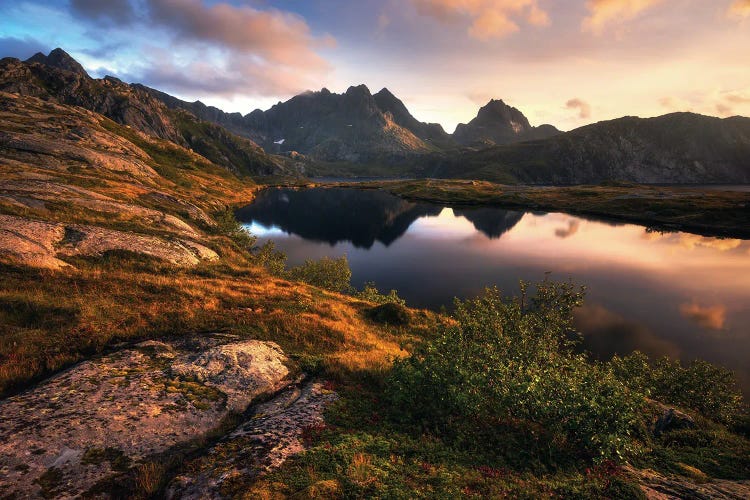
[235,188,442,248]
[453,99,560,146]
[142,84,438,163]
[428,113,750,184]
[454,208,525,238]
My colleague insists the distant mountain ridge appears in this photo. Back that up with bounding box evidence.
[426,112,750,184]
[2,48,749,184]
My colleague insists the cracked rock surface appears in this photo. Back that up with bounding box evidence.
[168,380,338,499]
[0,337,292,499]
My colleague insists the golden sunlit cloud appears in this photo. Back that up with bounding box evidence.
[679,234,743,252]
[582,0,666,34]
[410,0,550,39]
[728,0,750,19]
[566,98,592,119]
[679,302,727,330]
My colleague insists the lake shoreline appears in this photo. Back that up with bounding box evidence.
[329,179,750,240]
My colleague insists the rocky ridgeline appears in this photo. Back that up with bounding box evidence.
[0,337,337,498]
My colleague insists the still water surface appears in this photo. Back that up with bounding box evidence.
[238,187,750,393]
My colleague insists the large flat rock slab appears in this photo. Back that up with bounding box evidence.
[168,380,338,499]
[0,338,292,499]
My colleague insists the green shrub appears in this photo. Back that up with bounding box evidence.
[214,208,256,250]
[356,282,406,306]
[286,256,352,293]
[366,302,410,326]
[610,352,743,424]
[386,282,644,463]
[252,240,287,276]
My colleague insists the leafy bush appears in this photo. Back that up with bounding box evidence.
[214,208,256,250]
[610,352,743,424]
[287,256,352,293]
[356,282,406,306]
[252,240,287,275]
[366,302,410,326]
[214,209,287,274]
[386,282,644,462]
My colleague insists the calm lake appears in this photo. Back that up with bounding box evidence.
[238,187,750,394]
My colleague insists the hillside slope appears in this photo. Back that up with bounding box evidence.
[0,49,284,176]
[0,91,260,268]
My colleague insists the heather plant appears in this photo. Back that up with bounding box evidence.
[286,256,353,294]
[386,281,644,462]
[356,282,406,306]
[610,351,743,424]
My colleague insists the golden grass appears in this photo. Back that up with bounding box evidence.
[0,256,430,397]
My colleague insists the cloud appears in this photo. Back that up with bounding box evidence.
[725,93,750,104]
[728,0,750,19]
[0,36,48,59]
[565,98,592,119]
[716,102,734,116]
[555,219,580,238]
[679,302,727,330]
[378,13,392,32]
[410,0,550,40]
[575,303,680,359]
[583,0,666,34]
[147,0,333,69]
[678,234,743,252]
[134,49,321,97]
[66,0,335,98]
[70,0,136,24]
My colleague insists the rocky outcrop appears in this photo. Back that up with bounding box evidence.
[0,338,295,499]
[171,342,291,412]
[0,49,284,176]
[0,214,218,269]
[168,381,338,499]
[453,99,560,146]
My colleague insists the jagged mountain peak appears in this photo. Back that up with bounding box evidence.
[454,98,559,146]
[26,48,88,77]
[344,84,373,99]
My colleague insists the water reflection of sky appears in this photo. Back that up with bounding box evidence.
[243,205,750,395]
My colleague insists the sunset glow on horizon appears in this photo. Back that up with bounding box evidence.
[2,0,749,132]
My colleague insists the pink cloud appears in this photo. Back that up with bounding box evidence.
[679,302,727,330]
[410,0,550,39]
[582,0,666,34]
[728,0,750,19]
[566,98,592,119]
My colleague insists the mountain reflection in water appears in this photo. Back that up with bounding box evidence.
[238,187,750,395]
[235,187,525,246]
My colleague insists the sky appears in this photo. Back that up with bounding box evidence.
[1,0,749,132]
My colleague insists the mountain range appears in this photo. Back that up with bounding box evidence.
[2,48,749,184]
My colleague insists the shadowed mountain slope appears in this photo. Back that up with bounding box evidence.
[0,49,283,176]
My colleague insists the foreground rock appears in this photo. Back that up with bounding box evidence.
[0,214,218,269]
[169,380,338,499]
[0,337,293,498]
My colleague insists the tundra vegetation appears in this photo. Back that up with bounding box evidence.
[0,93,747,498]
